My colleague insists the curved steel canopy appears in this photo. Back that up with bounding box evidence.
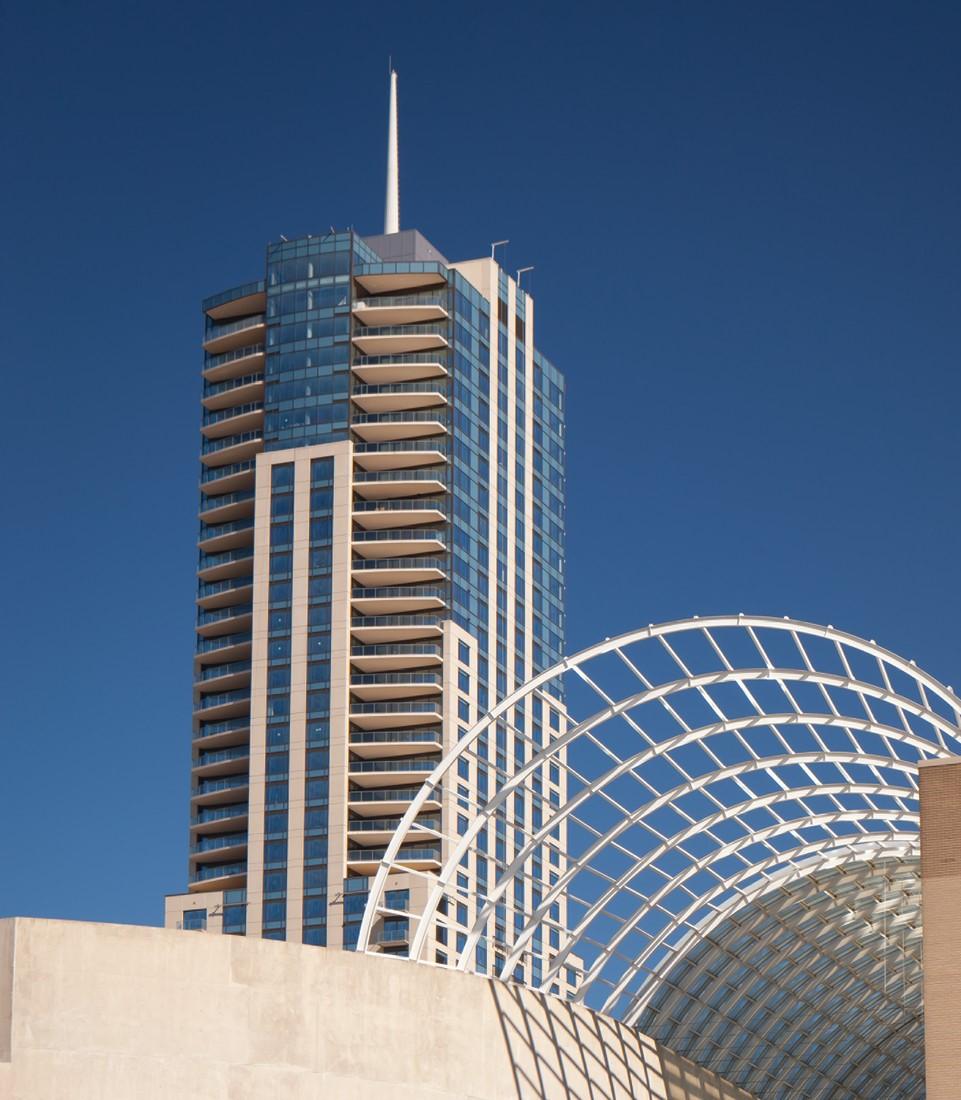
[358,615,960,1097]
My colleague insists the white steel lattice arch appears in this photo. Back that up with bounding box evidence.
[357,615,960,1098]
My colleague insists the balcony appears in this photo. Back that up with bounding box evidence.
[351,558,447,588]
[352,355,448,386]
[350,382,447,416]
[190,801,248,834]
[202,314,266,356]
[192,687,251,721]
[189,860,247,890]
[352,293,449,327]
[347,786,442,817]
[350,642,444,672]
[350,614,443,644]
[191,773,250,807]
[349,701,443,731]
[352,498,446,530]
[193,717,250,751]
[197,518,255,554]
[201,402,264,440]
[202,373,265,412]
[349,729,444,758]
[200,431,263,467]
[351,410,447,443]
[196,548,254,583]
[204,282,266,322]
[195,603,253,638]
[192,745,251,778]
[352,439,447,473]
[193,658,251,692]
[198,490,255,525]
[203,345,266,384]
[352,529,446,560]
[347,815,440,846]
[352,469,446,501]
[349,671,443,702]
[350,585,446,615]
[354,262,447,295]
[346,846,441,874]
[189,832,249,862]
[195,631,252,665]
[200,459,256,496]
[351,324,449,358]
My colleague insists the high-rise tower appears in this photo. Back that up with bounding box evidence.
[165,77,566,974]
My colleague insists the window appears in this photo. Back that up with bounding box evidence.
[182,908,206,931]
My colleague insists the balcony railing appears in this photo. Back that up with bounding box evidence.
[352,382,447,397]
[348,816,440,833]
[353,439,448,456]
[195,660,252,684]
[195,688,251,711]
[351,587,446,603]
[350,730,442,746]
[353,324,447,339]
[350,703,442,718]
[352,412,449,428]
[354,498,446,514]
[199,490,256,517]
[204,343,265,371]
[351,643,443,659]
[191,802,248,825]
[195,717,250,740]
[355,293,448,310]
[348,788,441,803]
[205,315,265,343]
[199,518,255,544]
[353,352,449,367]
[190,832,248,854]
[197,604,253,629]
[203,373,264,401]
[197,548,254,573]
[352,530,445,545]
[197,576,253,601]
[351,672,443,688]
[202,402,263,429]
[350,615,442,630]
[354,470,447,485]
[201,431,262,457]
[203,281,265,313]
[194,775,249,796]
[190,861,247,883]
[347,847,440,861]
[201,459,256,486]
[196,631,252,655]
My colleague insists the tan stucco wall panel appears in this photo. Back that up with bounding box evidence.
[0,918,752,1100]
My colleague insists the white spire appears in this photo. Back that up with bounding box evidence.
[384,69,400,234]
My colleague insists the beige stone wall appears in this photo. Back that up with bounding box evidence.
[0,918,752,1100]
[920,757,961,1100]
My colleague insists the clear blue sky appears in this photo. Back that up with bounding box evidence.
[1,1,958,926]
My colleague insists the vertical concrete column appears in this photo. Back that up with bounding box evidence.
[919,756,961,1098]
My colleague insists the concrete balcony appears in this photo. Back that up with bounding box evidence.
[349,671,443,701]
[197,519,255,555]
[196,577,254,611]
[349,729,444,758]
[351,325,449,358]
[190,802,249,834]
[191,688,251,722]
[202,375,265,412]
[205,287,266,322]
[198,490,256,525]
[353,268,447,296]
[191,745,251,779]
[352,442,447,472]
[351,558,447,587]
[351,529,446,559]
[352,499,446,530]
[350,383,447,415]
[347,815,440,846]
[195,604,253,638]
[203,347,266,384]
[188,861,247,891]
[195,632,252,665]
[352,470,447,500]
[203,315,266,356]
[350,586,447,615]
[348,701,443,731]
[346,847,441,875]
[347,755,439,787]
[346,786,442,817]
[351,411,448,443]
[191,774,250,808]
[351,358,448,385]
[352,296,449,327]
[189,833,248,863]
[350,615,444,644]
[350,643,444,672]
[200,432,263,468]
[200,404,264,440]
[193,658,251,691]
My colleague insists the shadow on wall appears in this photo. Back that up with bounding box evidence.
[488,981,752,1100]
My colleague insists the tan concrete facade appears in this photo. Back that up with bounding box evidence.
[919,757,961,1100]
[0,918,752,1100]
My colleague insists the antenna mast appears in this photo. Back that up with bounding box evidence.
[384,69,400,234]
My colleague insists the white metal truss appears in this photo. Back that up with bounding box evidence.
[357,614,961,1098]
